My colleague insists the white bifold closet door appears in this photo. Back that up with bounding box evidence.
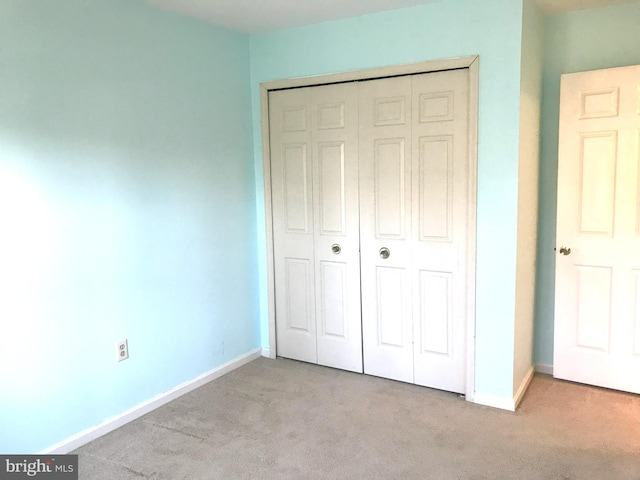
[269,68,470,393]
[359,69,470,393]
[269,83,363,373]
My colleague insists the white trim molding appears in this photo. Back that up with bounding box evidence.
[262,347,273,358]
[474,366,535,412]
[473,392,517,412]
[513,366,535,409]
[41,348,262,454]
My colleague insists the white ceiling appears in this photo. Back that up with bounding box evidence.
[144,0,638,34]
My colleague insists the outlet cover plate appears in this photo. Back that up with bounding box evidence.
[117,339,129,362]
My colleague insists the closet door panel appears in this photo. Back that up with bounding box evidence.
[360,76,414,383]
[270,67,472,393]
[412,69,469,393]
[312,83,363,373]
[270,88,317,364]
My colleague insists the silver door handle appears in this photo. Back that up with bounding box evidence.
[331,244,341,255]
[379,247,390,259]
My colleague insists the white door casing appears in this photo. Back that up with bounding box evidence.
[554,65,640,394]
[261,57,479,400]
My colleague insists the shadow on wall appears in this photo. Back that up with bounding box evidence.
[0,0,259,454]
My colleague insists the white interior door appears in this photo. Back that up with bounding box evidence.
[554,65,640,394]
[270,83,363,373]
[359,69,470,392]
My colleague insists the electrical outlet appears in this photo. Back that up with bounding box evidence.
[116,339,129,362]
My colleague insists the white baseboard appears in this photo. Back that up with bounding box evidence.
[513,366,535,410]
[473,392,516,411]
[262,347,272,358]
[41,347,262,454]
[535,363,553,375]
[474,365,535,412]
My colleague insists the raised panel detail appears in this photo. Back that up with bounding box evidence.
[419,91,454,123]
[576,266,612,352]
[318,142,346,235]
[579,132,617,236]
[376,267,406,348]
[283,144,309,233]
[375,97,406,126]
[282,106,306,131]
[580,88,619,119]
[320,261,347,339]
[318,103,345,129]
[286,258,312,332]
[374,138,406,239]
[419,271,452,355]
[420,136,452,241]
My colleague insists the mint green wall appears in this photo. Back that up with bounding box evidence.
[9,0,627,452]
[250,0,525,400]
[0,0,259,453]
[535,1,640,367]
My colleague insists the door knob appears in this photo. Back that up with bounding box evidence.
[331,243,341,255]
[559,246,571,256]
[379,247,390,259]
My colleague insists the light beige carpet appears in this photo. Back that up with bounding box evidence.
[75,357,640,479]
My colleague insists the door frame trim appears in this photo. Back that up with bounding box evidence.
[259,55,479,401]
